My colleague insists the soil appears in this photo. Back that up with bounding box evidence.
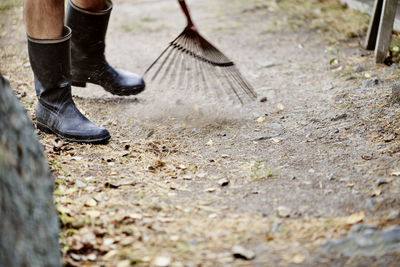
[1,0,399,266]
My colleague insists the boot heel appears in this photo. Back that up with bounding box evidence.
[36,122,53,134]
[72,81,86,87]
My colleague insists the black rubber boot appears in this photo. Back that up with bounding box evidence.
[66,0,145,96]
[28,26,111,144]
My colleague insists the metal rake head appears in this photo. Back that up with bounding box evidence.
[144,0,257,104]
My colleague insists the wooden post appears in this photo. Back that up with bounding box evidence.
[364,0,384,50]
[375,0,398,63]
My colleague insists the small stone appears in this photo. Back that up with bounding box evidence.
[260,97,268,103]
[331,113,348,121]
[70,253,80,261]
[328,173,336,181]
[232,245,256,260]
[217,178,230,187]
[349,223,378,234]
[87,253,97,261]
[74,179,87,188]
[352,65,366,73]
[271,221,282,232]
[153,256,172,267]
[362,79,380,87]
[387,210,400,220]
[276,206,291,218]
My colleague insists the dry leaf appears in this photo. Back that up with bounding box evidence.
[257,116,266,123]
[390,171,400,176]
[346,211,365,225]
[84,198,97,207]
[291,254,305,264]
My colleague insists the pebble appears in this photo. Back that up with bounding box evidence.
[271,221,282,232]
[232,245,256,260]
[349,223,378,234]
[217,178,230,187]
[352,65,366,73]
[387,210,400,220]
[362,79,380,87]
[327,173,336,181]
[276,206,291,218]
[331,113,348,121]
[74,179,87,188]
[153,256,172,267]
[321,225,400,257]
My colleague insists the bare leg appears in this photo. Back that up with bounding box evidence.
[71,0,106,10]
[24,0,64,39]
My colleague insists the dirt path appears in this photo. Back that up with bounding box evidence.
[1,0,400,266]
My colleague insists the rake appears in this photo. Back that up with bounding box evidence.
[143,0,257,104]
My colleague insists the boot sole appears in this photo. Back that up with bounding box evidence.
[72,80,145,96]
[36,121,110,144]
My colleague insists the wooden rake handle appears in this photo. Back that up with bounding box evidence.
[178,0,196,30]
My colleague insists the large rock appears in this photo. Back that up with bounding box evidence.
[0,74,60,267]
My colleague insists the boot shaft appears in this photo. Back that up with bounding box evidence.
[27,26,72,105]
[66,0,113,59]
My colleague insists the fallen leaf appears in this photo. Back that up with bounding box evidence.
[196,172,207,178]
[390,171,400,176]
[346,211,365,225]
[257,116,267,123]
[104,180,137,189]
[103,250,118,260]
[84,198,97,207]
[117,260,131,267]
[371,189,382,197]
[182,174,192,180]
[87,253,96,261]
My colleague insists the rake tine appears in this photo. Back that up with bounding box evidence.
[217,65,244,104]
[159,45,180,83]
[228,66,257,98]
[149,45,175,81]
[143,31,184,76]
[224,68,250,101]
[194,34,211,95]
[143,43,173,76]
[156,34,188,83]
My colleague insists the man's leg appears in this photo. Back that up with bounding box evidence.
[23,0,111,143]
[71,0,105,10]
[24,0,64,39]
